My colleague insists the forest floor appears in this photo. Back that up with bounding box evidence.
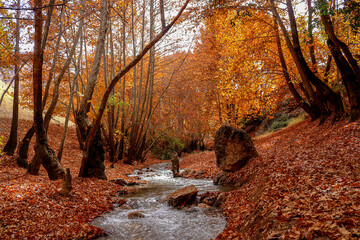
[0,118,164,239]
[0,117,360,239]
[182,118,360,239]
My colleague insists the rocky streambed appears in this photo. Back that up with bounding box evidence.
[92,161,234,240]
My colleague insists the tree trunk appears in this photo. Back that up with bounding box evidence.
[15,2,64,166]
[307,0,317,73]
[58,34,84,161]
[327,39,360,121]
[3,0,21,156]
[319,3,360,121]
[272,0,344,122]
[77,0,108,178]
[273,17,320,120]
[28,0,64,180]
[84,0,191,167]
[117,7,127,161]
[15,126,34,168]
[60,168,72,196]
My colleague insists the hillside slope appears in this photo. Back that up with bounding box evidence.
[0,80,74,125]
[181,119,360,239]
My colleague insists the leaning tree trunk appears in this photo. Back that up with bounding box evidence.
[273,17,320,120]
[320,4,360,121]
[327,39,360,121]
[271,0,344,122]
[28,0,64,180]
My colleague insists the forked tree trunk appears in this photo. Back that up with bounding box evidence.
[28,0,64,180]
[15,3,64,167]
[271,0,344,122]
[77,0,108,179]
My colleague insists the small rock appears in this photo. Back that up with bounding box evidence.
[195,170,205,179]
[197,203,211,209]
[119,204,132,210]
[182,207,191,212]
[117,189,128,197]
[199,191,219,206]
[168,185,198,208]
[128,210,145,219]
[214,192,227,208]
[180,169,190,177]
[126,181,139,186]
[213,172,227,185]
[111,179,127,186]
[159,195,169,204]
[190,170,197,176]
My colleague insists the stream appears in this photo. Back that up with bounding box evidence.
[92,162,232,240]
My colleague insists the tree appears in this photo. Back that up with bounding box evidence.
[318,0,360,121]
[28,0,65,180]
[75,0,108,179]
[3,0,20,156]
[79,0,191,177]
[270,0,344,122]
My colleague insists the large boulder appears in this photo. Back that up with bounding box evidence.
[214,126,258,172]
[167,185,198,208]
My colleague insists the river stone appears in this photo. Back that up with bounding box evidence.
[168,185,198,208]
[111,178,127,186]
[213,172,227,185]
[119,204,132,210]
[214,126,258,172]
[214,192,227,208]
[128,210,145,219]
[159,195,169,204]
[197,203,211,209]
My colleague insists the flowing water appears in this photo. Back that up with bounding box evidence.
[92,162,232,240]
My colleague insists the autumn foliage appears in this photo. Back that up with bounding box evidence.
[1,0,360,238]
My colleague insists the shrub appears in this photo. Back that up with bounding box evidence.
[267,114,305,133]
[151,135,185,160]
[268,115,291,132]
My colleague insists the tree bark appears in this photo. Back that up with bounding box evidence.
[15,1,64,166]
[28,0,65,180]
[327,39,360,121]
[319,2,360,121]
[77,0,108,179]
[307,0,317,73]
[273,17,319,120]
[3,0,21,156]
